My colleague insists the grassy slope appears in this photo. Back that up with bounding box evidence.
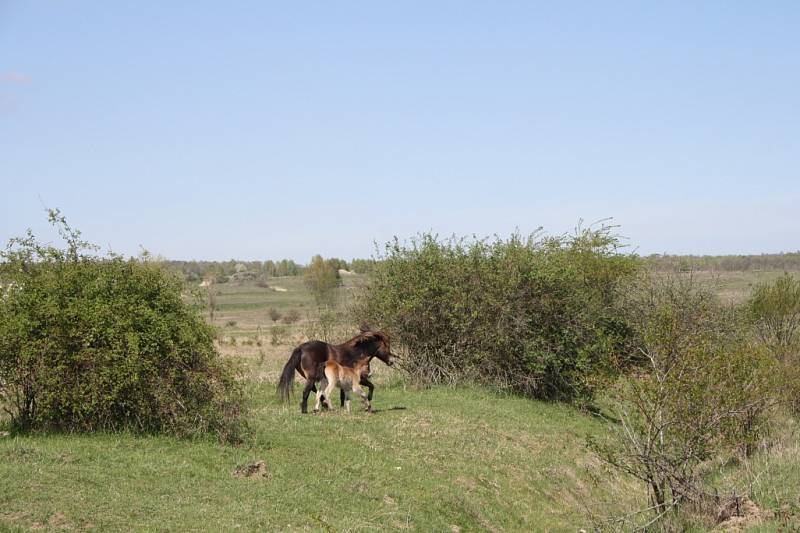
[0,383,643,531]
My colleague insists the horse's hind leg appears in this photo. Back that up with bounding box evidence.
[312,383,329,409]
[301,379,315,414]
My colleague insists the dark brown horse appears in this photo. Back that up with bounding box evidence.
[277,330,396,413]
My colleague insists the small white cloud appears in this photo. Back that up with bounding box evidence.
[1,71,31,83]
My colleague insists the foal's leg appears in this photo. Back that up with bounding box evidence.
[322,368,337,411]
[323,380,337,411]
[343,388,351,413]
[339,378,375,407]
[344,376,373,406]
[314,378,327,413]
[352,383,371,412]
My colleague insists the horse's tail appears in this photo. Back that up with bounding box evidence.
[278,346,303,402]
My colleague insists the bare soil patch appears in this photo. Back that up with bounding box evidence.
[716,496,770,531]
[233,460,269,479]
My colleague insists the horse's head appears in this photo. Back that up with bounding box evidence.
[355,329,397,367]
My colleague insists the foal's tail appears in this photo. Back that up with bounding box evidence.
[278,347,302,402]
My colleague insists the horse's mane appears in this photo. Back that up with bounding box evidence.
[342,329,387,348]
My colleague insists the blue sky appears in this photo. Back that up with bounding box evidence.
[1,1,798,261]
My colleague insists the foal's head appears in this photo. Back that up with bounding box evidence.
[353,329,397,367]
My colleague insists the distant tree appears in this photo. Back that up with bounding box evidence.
[349,258,376,274]
[326,257,348,272]
[274,259,302,277]
[268,307,281,323]
[304,255,341,306]
[205,278,217,323]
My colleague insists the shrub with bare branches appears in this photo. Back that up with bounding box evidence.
[589,274,776,528]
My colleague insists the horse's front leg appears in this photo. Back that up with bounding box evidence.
[361,376,375,402]
[322,379,337,411]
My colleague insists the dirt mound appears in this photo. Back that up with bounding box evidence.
[233,460,268,479]
[716,496,770,531]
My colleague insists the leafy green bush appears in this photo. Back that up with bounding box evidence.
[354,226,639,401]
[748,273,800,354]
[747,273,800,413]
[0,212,246,441]
[270,325,288,346]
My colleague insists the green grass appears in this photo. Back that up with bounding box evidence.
[0,384,644,531]
[706,415,800,532]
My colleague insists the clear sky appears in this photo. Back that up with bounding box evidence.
[1,1,798,261]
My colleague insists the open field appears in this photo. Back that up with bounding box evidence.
[212,269,800,338]
[2,269,799,531]
[210,274,365,338]
[673,270,800,304]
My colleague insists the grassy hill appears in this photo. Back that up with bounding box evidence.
[0,382,645,531]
